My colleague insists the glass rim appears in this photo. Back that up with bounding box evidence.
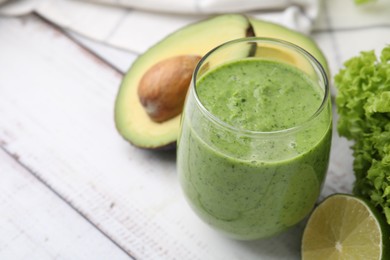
[192,37,330,136]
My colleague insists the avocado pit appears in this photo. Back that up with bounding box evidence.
[138,55,201,123]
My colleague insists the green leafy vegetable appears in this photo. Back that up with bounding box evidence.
[335,46,390,224]
[354,0,376,5]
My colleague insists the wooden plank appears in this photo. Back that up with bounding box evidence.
[0,14,210,260]
[0,148,130,260]
[0,14,355,260]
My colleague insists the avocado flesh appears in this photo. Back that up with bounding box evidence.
[249,18,329,74]
[115,14,252,149]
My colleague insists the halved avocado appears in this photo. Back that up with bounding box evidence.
[115,15,329,150]
[115,14,253,149]
[249,18,329,74]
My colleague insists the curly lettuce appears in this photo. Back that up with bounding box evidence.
[335,46,390,224]
[354,0,376,4]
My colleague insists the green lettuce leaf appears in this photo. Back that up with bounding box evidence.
[354,0,376,5]
[335,45,390,224]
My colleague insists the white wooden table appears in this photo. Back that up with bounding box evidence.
[0,4,389,259]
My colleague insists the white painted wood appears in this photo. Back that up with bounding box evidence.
[0,14,357,260]
[0,149,130,260]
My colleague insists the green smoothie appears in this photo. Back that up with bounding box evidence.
[177,58,332,240]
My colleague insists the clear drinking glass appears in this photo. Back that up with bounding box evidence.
[177,37,332,240]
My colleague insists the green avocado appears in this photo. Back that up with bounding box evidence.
[114,14,329,150]
[249,18,329,74]
[114,14,253,150]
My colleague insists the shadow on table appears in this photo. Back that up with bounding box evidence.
[151,148,177,163]
[233,221,305,259]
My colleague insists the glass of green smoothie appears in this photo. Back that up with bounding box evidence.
[177,37,332,240]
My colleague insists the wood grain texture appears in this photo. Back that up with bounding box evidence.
[0,13,355,260]
[0,148,130,260]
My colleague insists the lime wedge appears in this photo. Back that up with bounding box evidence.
[302,194,390,260]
